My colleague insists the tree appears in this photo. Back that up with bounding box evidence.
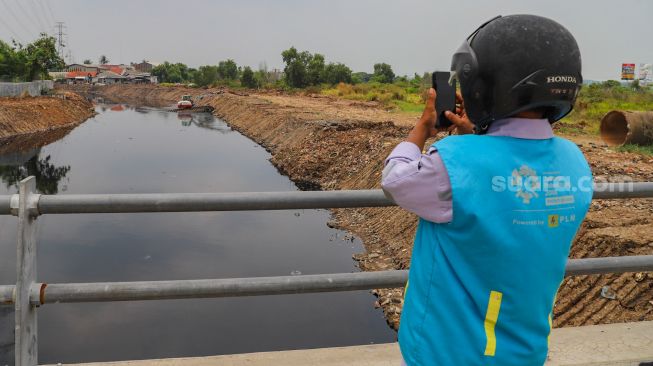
[99,55,109,65]
[193,65,219,87]
[19,34,64,80]
[281,46,312,88]
[352,72,371,84]
[373,63,395,83]
[152,62,194,83]
[173,62,191,81]
[83,59,92,65]
[307,53,325,85]
[217,59,238,80]
[241,66,258,88]
[601,80,621,89]
[631,79,641,90]
[323,62,352,84]
[1,35,63,81]
[0,40,19,81]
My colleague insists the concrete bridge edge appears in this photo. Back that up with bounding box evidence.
[43,320,653,366]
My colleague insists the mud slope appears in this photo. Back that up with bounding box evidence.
[0,92,95,151]
[72,84,653,330]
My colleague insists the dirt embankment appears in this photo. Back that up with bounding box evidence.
[0,92,95,153]
[72,84,653,330]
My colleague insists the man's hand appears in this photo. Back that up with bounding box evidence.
[418,88,439,136]
[445,92,475,135]
[407,88,445,150]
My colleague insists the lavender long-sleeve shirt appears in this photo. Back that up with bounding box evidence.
[381,118,554,223]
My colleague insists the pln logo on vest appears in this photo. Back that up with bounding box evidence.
[510,165,540,204]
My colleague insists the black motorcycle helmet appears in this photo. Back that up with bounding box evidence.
[451,15,582,133]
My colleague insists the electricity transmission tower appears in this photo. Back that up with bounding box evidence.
[54,21,66,59]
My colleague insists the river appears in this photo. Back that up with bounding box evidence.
[0,103,395,363]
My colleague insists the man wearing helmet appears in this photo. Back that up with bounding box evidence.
[381,15,593,365]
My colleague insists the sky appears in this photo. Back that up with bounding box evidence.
[0,0,651,81]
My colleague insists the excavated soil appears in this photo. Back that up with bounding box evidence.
[67,84,653,330]
[0,92,95,153]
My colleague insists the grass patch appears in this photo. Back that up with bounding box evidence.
[616,144,653,156]
[321,81,428,112]
[392,100,424,113]
[322,80,653,137]
[560,83,653,134]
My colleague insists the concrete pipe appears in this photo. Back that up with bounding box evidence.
[600,110,653,146]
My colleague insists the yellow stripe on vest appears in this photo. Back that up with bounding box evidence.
[484,290,503,357]
[547,312,553,346]
[402,279,409,302]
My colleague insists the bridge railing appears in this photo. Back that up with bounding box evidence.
[1,177,653,366]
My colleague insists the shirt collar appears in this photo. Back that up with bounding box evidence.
[486,118,554,139]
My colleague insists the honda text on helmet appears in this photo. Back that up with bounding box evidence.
[450,14,583,133]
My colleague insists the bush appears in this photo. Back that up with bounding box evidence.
[240,66,258,88]
[217,59,238,81]
[373,63,395,83]
[193,65,219,87]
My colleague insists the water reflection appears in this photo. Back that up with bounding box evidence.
[0,151,70,194]
[177,111,231,132]
[0,155,70,194]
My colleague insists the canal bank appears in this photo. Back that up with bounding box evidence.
[62,84,653,331]
[0,92,95,151]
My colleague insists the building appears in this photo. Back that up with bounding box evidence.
[65,71,98,84]
[97,64,127,76]
[48,71,68,81]
[95,71,126,84]
[66,64,101,73]
[123,69,158,84]
[132,61,159,73]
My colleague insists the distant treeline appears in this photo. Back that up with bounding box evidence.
[153,46,408,89]
[0,34,64,82]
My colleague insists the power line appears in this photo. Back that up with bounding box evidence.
[10,0,41,37]
[43,0,56,25]
[36,0,54,30]
[28,0,49,34]
[0,11,23,44]
[1,0,35,40]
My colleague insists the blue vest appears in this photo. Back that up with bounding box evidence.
[398,135,592,366]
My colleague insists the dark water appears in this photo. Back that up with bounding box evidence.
[0,104,395,363]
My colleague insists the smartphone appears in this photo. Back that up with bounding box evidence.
[432,71,457,128]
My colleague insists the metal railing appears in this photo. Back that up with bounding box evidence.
[1,177,653,366]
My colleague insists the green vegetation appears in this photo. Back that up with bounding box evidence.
[152,58,278,88]
[152,62,195,84]
[138,46,653,140]
[616,144,653,156]
[557,81,653,134]
[193,65,219,87]
[0,34,64,81]
[280,47,353,87]
[321,73,431,113]
[372,63,395,84]
[240,66,257,88]
[217,59,238,81]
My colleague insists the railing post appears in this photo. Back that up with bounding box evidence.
[0,306,14,366]
[15,177,39,366]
